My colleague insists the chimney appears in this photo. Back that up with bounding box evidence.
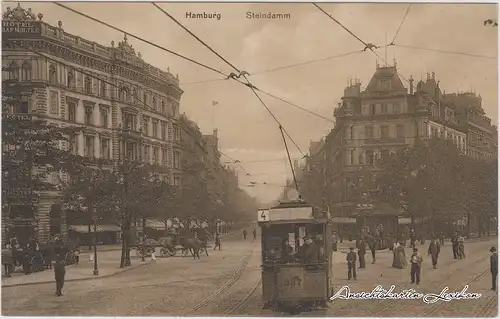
[409,76,414,95]
[435,81,441,106]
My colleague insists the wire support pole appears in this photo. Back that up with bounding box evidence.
[279,125,300,195]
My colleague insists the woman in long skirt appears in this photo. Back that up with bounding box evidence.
[395,242,407,269]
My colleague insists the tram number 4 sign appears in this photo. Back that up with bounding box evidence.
[257,210,269,222]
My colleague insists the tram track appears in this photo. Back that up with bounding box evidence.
[475,295,498,317]
[178,248,255,316]
[223,278,262,315]
[420,267,489,317]
[368,254,488,317]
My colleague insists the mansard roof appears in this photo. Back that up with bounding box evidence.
[363,66,406,94]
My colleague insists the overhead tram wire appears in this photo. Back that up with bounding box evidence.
[389,44,497,60]
[53,2,228,78]
[218,151,251,176]
[152,5,307,160]
[181,49,364,85]
[53,2,336,125]
[151,3,240,74]
[312,3,411,84]
[390,4,412,46]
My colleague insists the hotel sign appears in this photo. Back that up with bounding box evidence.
[2,21,41,34]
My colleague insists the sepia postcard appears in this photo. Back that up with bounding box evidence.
[1,1,498,317]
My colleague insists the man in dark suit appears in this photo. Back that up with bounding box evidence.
[346,247,357,280]
[357,237,366,268]
[428,238,441,269]
[490,247,498,291]
[54,251,66,297]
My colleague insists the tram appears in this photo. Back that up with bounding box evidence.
[258,199,333,314]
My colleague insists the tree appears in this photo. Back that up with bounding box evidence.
[377,137,467,235]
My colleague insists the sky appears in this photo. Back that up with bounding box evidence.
[6,1,498,204]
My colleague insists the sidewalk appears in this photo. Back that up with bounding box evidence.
[2,249,150,288]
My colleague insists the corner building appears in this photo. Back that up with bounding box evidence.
[304,63,486,234]
[2,4,183,243]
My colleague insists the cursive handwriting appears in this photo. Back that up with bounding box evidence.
[422,285,482,304]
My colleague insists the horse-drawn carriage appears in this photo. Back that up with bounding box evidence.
[2,241,77,275]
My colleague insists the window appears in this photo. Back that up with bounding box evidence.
[162,149,168,166]
[124,113,135,130]
[370,104,376,115]
[70,134,78,155]
[142,117,149,135]
[49,64,57,84]
[168,149,173,167]
[84,106,93,125]
[365,125,373,138]
[393,103,400,113]
[380,125,389,138]
[381,103,388,113]
[167,123,173,140]
[8,61,19,80]
[349,126,355,139]
[152,96,157,111]
[131,87,137,102]
[349,149,355,165]
[358,153,364,164]
[366,150,374,165]
[153,147,159,165]
[68,102,77,123]
[152,120,158,138]
[99,80,106,97]
[84,76,92,94]
[396,124,404,138]
[143,92,148,104]
[21,62,31,81]
[100,138,110,159]
[100,108,108,128]
[67,71,75,89]
[380,149,390,163]
[161,122,167,140]
[379,79,391,90]
[174,150,181,169]
[174,125,180,141]
[161,99,166,114]
[144,145,150,163]
[119,86,126,101]
[173,176,180,187]
[126,142,136,161]
[84,136,95,157]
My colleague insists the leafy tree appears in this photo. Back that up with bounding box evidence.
[377,137,467,235]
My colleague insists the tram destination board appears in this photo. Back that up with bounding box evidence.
[258,206,313,222]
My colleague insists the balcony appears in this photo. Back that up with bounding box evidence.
[363,137,406,145]
[120,128,142,140]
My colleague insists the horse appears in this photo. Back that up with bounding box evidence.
[183,237,209,259]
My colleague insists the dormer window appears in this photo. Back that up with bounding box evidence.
[379,79,391,91]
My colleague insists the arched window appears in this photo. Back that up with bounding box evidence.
[67,71,75,89]
[119,86,127,101]
[84,76,92,94]
[21,62,31,81]
[49,64,57,84]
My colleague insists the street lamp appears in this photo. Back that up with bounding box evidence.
[92,210,99,276]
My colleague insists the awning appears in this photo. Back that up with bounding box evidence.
[69,225,120,233]
[331,217,356,224]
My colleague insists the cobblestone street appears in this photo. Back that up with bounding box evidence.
[2,237,497,316]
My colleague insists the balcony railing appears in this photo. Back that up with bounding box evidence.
[363,137,406,145]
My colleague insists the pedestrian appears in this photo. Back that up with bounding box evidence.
[427,238,441,269]
[490,247,497,291]
[253,229,257,240]
[74,247,80,265]
[451,232,459,259]
[151,247,157,262]
[243,230,247,240]
[332,232,338,252]
[214,233,221,250]
[457,234,465,259]
[357,237,366,268]
[410,248,423,285]
[410,229,416,248]
[346,247,357,280]
[369,241,376,264]
[54,253,66,296]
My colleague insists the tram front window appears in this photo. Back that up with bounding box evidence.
[262,224,325,264]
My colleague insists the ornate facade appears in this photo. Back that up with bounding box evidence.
[2,4,183,243]
[302,63,493,223]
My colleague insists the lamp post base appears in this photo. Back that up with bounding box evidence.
[93,269,99,276]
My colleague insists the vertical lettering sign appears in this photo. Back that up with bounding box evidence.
[2,21,41,34]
